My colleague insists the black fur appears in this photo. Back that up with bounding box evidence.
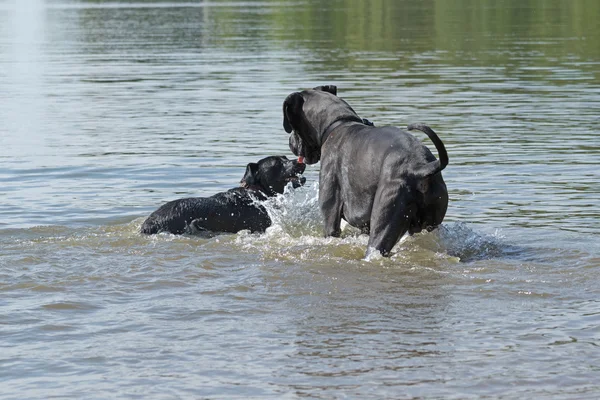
[141,156,305,235]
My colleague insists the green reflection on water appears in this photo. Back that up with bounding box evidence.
[76,0,599,80]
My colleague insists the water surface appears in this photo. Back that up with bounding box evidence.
[1,1,599,398]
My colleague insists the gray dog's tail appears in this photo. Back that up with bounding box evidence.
[407,124,449,178]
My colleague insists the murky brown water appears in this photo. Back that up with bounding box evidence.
[1,0,599,398]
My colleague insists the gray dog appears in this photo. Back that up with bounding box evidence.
[283,85,448,257]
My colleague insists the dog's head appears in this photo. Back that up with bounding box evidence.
[240,155,306,196]
[283,85,360,164]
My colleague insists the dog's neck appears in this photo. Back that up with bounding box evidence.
[240,182,270,200]
[320,117,371,146]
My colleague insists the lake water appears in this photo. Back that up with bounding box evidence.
[1,0,599,398]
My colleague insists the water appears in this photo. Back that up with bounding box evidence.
[1,0,599,398]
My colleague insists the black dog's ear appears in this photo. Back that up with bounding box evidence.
[313,85,337,96]
[283,92,304,133]
[241,163,259,187]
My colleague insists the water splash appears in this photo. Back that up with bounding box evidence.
[260,181,324,237]
[236,183,512,264]
[415,222,512,262]
[263,182,517,263]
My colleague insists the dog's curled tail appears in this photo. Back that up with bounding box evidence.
[408,124,449,177]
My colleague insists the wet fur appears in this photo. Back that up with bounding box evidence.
[141,156,305,235]
[283,85,448,257]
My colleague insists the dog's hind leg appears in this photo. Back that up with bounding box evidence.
[366,185,414,257]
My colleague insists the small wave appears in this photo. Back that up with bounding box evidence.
[126,216,516,265]
[41,301,101,312]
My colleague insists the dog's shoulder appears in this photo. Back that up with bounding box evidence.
[210,187,268,206]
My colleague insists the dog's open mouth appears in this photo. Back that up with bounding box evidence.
[286,175,306,188]
[284,159,306,189]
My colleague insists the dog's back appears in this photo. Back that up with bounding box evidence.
[140,189,271,235]
[140,196,213,234]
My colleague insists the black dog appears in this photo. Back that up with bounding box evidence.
[140,156,306,235]
[283,85,448,257]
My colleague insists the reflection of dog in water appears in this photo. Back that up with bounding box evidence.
[141,156,306,235]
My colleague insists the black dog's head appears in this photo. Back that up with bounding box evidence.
[240,156,306,196]
[283,85,361,164]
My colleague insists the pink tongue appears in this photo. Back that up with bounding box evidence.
[298,156,305,164]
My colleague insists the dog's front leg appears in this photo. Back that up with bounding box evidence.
[319,179,343,237]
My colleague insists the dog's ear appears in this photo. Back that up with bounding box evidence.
[313,85,337,96]
[283,92,304,133]
[241,163,259,187]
